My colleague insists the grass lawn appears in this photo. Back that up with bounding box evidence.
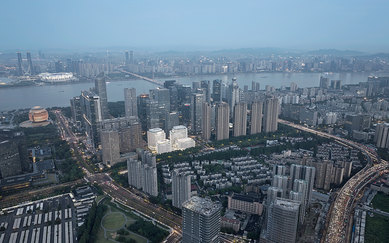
[365,214,389,243]
[102,212,126,230]
[371,192,389,213]
[96,199,148,243]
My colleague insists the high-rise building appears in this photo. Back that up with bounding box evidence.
[147,128,166,151]
[80,91,102,148]
[319,77,329,89]
[201,80,211,102]
[252,81,260,91]
[202,102,212,141]
[127,151,158,196]
[137,94,150,131]
[125,51,129,65]
[273,165,287,176]
[172,170,191,209]
[290,164,315,204]
[124,88,137,117]
[266,198,300,243]
[330,80,342,90]
[272,175,288,198]
[263,98,279,133]
[267,187,284,204]
[212,79,222,103]
[70,96,82,127]
[98,116,143,153]
[182,196,221,243]
[344,114,371,132]
[17,52,23,76]
[250,101,263,135]
[374,123,389,148]
[26,52,34,75]
[290,82,298,92]
[165,112,179,133]
[142,165,158,196]
[119,123,143,153]
[127,158,143,189]
[150,88,170,129]
[228,78,240,117]
[215,102,229,140]
[164,80,179,112]
[130,50,134,64]
[233,103,247,137]
[191,93,204,134]
[291,179,308,223]
[101,130,121,166]
[95,74,109,119]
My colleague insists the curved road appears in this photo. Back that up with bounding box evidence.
[279,119,389,243]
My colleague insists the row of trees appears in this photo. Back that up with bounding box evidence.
[78,202,108,243]
[127,219,169,243]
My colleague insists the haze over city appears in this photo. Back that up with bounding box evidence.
[1,0,389,52]
[1,1,389,243]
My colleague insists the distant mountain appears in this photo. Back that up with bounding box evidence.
[304,49,365,56]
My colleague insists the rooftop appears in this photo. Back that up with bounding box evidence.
[274,198,300,211]
[182,196,221,216]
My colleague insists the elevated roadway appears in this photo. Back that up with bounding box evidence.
[278,119,389,243]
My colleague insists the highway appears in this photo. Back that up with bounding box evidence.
[55,110,183,242]
[279,119,389,243]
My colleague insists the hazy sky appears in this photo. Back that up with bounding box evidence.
[1,0,389,52]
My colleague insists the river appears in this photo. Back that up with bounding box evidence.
[0,72,373,111]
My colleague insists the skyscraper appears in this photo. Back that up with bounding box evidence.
[150,88,170,129]
[124,88,137,117]
[266,198,300,243]
[70,96,82,127]
[80,91,102,148]
[215,102,229,140]
[17,52,23,76]
[263,97,279,133]
[182,196,221,243]
[95,74,109,119]
[201,80,211,103]
[250,101,263,135]
[228,78,240,117]
[165,112,179,133]
[172,170,191,209]
[374,123,389,148]
[191,93,204,134]
[127,158,143,189]
[101,130,120,166]
[202,102,212,141]
[130,50,134,64]
[125,51,129,65]
[319,77,329,89]
[26,52,34,75]
[212,79,222,103]
[233,103,247,137]
[138,94,150,131]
